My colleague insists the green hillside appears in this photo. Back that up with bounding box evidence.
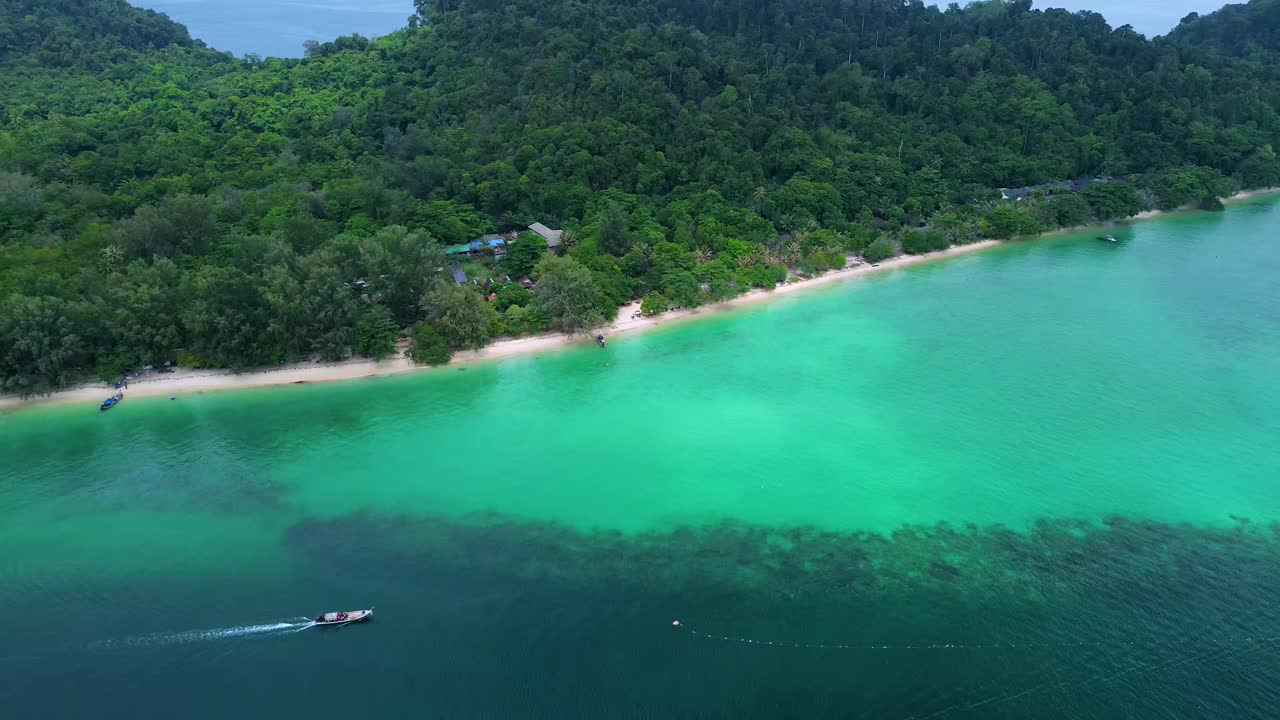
[2,0,1279,395]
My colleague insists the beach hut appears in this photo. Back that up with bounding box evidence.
[480,234,508,258]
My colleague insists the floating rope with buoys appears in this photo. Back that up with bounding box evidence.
[670,620,1280,652]
[671,620,1280,719]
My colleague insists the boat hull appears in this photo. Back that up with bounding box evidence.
[314,608,373,627]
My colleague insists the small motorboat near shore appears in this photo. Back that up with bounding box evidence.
[1098,234,1117,242]
[313,608,373,627]
[596,334,606,348]
[100,392,123,412]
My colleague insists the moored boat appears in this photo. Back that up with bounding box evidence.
[1098,234,1117,242]
[100,392,123,412]
[313,608,373,627]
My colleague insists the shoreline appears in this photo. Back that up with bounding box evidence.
[4,188,1276,411]
[0,242,999,411]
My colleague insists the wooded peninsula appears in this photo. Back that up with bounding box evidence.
[3,0,1279,396]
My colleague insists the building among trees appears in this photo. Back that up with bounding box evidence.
[528,223,562,249]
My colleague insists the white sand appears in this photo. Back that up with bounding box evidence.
[4,187,1275,410]
[0,240,999,410]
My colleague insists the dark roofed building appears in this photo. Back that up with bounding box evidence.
[1001,177,1106,201]
[1069,177,1101,192]
[1001,181,1070,201]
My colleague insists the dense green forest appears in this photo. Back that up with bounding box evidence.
[2,0,1280,396]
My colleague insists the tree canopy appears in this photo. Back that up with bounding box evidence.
[534,255,607,334]
[3,0,1280,394]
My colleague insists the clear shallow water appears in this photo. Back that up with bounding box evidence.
[135,0,413,58]
[3,198,1280,717]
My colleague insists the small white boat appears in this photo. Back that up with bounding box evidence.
[313,608,373,627]
[1098,235,1117,243]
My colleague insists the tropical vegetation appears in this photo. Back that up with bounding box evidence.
[3,0,1280,395]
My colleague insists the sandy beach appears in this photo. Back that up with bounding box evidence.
[0,241,998,410]
[3,189,1274,410]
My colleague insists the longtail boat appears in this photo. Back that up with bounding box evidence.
[313,608,373,627]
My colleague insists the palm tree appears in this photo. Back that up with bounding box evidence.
[694,246,714,264]
[783,241,802,265]
[634,242,652,258]
[116,176,143,200]
[559,228,580,251]
[99,244,124,271]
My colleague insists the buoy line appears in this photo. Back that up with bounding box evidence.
[671,620,1280,652]
[671,620,1280,719]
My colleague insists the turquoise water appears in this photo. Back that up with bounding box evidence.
[3,198,1280,717]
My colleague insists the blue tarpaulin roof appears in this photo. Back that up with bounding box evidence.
[446,237,506,254]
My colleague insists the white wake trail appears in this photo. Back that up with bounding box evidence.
[97,618,315,648]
